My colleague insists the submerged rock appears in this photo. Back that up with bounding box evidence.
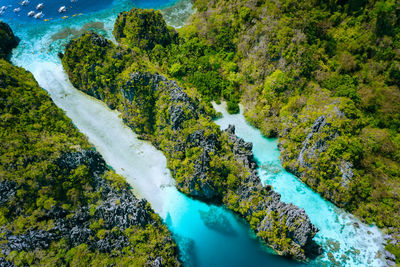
[199,207,236,236]
[62,29,320,261]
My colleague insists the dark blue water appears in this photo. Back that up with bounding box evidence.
[0,0,177,23]
[0,0,111,22]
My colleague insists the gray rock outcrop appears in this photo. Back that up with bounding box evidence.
[0,150,166,263]
[224,125,321,260]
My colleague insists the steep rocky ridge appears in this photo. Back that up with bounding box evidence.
[117,2,400,263]
[179,4,400,259]
[61,31,320,259]
[224,125,321,258]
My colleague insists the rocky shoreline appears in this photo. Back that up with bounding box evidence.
[224,125,322,259]
[61,31,321,260]
[0,150,179,266]
[0,25,180,265]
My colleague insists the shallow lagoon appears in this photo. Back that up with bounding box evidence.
[6,0,386,266]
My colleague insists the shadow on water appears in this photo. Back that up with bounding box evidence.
[199,207,237,236]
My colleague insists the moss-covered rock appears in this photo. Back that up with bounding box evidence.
[113,8,177,50]
[0,51,180,265]
[167,0,400,247]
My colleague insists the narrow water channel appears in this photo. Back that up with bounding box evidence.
[4,0,385,266]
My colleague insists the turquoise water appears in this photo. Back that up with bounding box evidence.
[7,1,300,266]
[6,0,385,266]
[213,103,385,266]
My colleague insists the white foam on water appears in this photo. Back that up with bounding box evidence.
[213,102,386,267]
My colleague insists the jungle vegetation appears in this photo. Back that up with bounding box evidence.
[0,28,180,266]
[63,0,400,260]
[61,11,319,260]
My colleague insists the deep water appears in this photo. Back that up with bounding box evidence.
[0,0,177,22]
[5,0,385,266]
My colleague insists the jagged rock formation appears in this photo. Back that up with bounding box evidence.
[62,2,400,264]
[224,125,321,259]
[1,151,159,257]
[0,22,18,59]
[0,53,180,266]
[0,181,17,205]
[113,8,177,50]
[294,114,354,189]
[278,96,360,206]
[61,31,321,259]
[297,115,328,167]
[123,72,320,260]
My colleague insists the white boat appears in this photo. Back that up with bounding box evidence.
[34,11,43,19]
[36,3,44,10]
[14,7,21,13]
[27,10,35,17]
[71,0,78,2]
[20,0,30,6]
[58,6,67,13]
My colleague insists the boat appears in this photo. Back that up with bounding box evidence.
[14,7,21,13]
[0,6,7,15]
[36,3,44,10]
[34,12,43,19]
[27,11,35,17]
[20,0,30,6]
[58,6,67,13]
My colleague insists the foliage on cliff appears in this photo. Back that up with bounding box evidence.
[61,27,319,260]
[114,7,240,113]
[181,0,400,261]
[100,1,400,261]
[113,8,178,50]
[0,58,180,266]
[88,1,400,239]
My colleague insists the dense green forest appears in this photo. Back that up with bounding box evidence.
[61,15,321,260]
[184,0,400,258]
[190,0,400,261]
[62,0,399,262]
[0,25,180,266]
